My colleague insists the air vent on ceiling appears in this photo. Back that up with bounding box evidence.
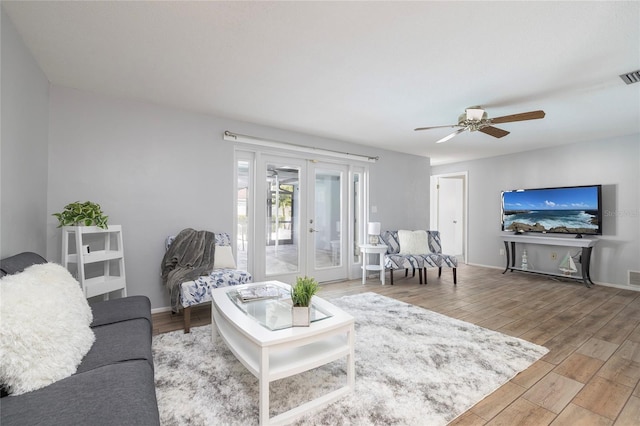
[629,270,640,287]
[620,70,640,85]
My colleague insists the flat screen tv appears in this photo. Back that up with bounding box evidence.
[501,184,602,236]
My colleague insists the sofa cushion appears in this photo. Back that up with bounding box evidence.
[0,360,160,426]
[398,230,429,255]
[0,252,47,275]
[78,318,153,373]
[90,295,152,328]
[0,263,95,395]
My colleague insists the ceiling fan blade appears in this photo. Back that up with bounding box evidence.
[490,110,545,124]
[414,124,460,131]
[479,126,510,138]
[436,128,467,143]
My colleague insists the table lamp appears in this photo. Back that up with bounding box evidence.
[367,222,381,245]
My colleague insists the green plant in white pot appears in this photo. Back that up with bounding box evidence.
[53,201,109,229]
[291,276,319,327]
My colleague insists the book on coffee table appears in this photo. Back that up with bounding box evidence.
[236,285,286,303]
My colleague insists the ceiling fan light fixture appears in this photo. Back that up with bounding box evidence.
[415,106,544,143]
[466,108,485,121]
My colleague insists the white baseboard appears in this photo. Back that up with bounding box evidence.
[151,306,173,314]
[592,281,640,292]
[466,262,503,270]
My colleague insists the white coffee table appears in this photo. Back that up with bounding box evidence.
[211,281,355,425]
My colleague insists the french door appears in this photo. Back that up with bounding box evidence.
[307,162,349,282]
[245,153,354,284]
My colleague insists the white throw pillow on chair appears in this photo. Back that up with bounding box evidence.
[213,245,237,269]
[398,230,429,255]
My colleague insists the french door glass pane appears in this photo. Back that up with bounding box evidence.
[314,169,342,268]
[353,172,361,263]
[236,160,250,271]
[265,164,300,276]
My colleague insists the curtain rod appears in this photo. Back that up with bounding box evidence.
[223,130,379,163]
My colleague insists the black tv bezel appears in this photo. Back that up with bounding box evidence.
[501,184,603,236]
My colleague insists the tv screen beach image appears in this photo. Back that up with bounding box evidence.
[502,186,601,234]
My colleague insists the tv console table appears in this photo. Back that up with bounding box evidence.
[500,234,598,287]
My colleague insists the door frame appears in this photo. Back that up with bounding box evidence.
[430,171,469,264]
[235,147,368,284]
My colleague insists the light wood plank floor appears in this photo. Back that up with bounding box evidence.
[152,264,640,425]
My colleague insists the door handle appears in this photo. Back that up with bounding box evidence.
[309,228,319,233]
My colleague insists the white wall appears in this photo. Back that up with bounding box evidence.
[1,8,50,258]
[432,135,640,288]
[47,86,430,309]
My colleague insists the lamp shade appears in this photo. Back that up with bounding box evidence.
[367,222,381,235]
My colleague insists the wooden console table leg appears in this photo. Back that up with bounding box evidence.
[581,246,594,288]
[502,241,510,273]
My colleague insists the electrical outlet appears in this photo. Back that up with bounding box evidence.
[551,252,557,260]
[499,248,505,256]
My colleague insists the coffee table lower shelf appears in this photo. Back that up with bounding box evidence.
[211,283,355,425]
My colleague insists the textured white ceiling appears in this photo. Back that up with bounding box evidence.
[3,1,639,165]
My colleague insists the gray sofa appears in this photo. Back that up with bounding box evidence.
[0,252,160,425]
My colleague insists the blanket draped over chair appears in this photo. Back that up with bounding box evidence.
[161,228,216,312]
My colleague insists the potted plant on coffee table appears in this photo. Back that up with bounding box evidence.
[291,276,319,327]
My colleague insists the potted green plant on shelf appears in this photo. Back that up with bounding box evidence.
[290,276,319,327]
[52,201,109,229]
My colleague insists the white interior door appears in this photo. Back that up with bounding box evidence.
[434,175,466,258]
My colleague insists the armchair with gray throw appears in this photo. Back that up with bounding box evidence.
[162,228,252,333]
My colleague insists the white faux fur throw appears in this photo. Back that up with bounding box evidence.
[0,263,95,395]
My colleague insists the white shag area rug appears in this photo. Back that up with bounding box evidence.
[153,292,548,425]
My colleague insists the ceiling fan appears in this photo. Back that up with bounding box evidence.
[414,107,545,143]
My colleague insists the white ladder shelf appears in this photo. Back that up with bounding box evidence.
[62,225,127,299]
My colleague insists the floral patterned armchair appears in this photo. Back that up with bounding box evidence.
[165,232,252,332]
